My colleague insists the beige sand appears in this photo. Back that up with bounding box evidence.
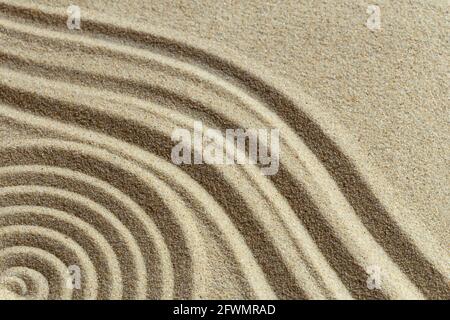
[0,0,448,299]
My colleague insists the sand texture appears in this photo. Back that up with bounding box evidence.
[0,0,448,299]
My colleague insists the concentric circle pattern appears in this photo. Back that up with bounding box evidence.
[0,1,448,300]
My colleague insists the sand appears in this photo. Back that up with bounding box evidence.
[0,0,448,299]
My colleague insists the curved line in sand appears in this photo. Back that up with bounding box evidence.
[0,108,344,299]
[0,266,50,299]
[0,225,99,300]
[0,139,213,299]
[0,79,427,298]
[0,205,124,299]
[0,165,175,299]
[0,246,73,299]
[0,1,448,299]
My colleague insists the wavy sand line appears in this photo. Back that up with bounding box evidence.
[0,67,428,298]
[1,1,445,296]
[0,205,124,297]
[0,95,353,299]
[0,246,73,299]
[0,224,98,299]
[0,74,424,298]
[0,140,209,299]
[0,266,49,299]
[0,105,280,299]
[0,165,175,299]
[0,48,440,298]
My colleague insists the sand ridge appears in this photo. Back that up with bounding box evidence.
[0,1,448,299]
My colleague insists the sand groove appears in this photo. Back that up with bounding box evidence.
[0,1,448,300]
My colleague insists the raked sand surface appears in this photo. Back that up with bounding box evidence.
[0,0,448,299]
